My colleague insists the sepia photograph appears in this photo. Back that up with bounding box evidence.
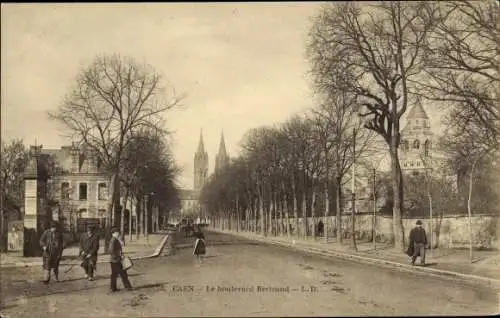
[1,2,499,317]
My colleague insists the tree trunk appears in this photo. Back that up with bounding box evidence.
[302,191,307,239]
[336,175,342,244]
[324,177,329,242]
[129,197,133,242]
[260,195,265,237]
[120,189,129,236]
[136,198,140,240]
[279,191,284,236]
[106,174,117,227]
[390,146,405,250]
[311,183,317,239]
[292,179,298,238]
[236,195,240,233]
[253,198,258,234]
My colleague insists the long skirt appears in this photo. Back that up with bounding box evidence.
[193,238,206,256]
[43,251,61,270]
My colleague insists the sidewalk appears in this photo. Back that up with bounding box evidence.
[0,233,168,268]
[212,229,500,286]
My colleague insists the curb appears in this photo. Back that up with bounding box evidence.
[213,230,500,288]
[0,234,172,269]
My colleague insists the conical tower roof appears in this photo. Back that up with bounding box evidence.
[197,129,206,154]
[407,102,429,120]
[217,130,228,158]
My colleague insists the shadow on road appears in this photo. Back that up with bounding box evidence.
[133,282,170,291]
[59,272,143,283]
[201,255,217,259]
[206,241,261,247]
[6,283,102,303]
[421,262,438,267]
[0,304,18,310]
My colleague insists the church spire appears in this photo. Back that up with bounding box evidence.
[217,130,228,158]
[194,128,208,191]
[215,130,229,173]
[197,129,206,154]
[407,99,429,120]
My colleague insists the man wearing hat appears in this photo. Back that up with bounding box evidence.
[39,221,64,283]
[407,220,429,266]
[108,227,133,292]
[79,226,100,281]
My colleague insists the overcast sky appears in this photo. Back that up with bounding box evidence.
[1,2,443,189]
[1,3,324,188]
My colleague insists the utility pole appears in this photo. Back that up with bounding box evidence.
[372,168,376,251]
[142,195,146,238]
[351,128,358,252]
[129,198,133,242]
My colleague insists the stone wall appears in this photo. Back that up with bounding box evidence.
[236,213,499,249]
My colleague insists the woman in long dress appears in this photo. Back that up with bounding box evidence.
[192,227,206,262]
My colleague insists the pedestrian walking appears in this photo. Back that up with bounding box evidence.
[108,227,133,292]
[406,220,429,266]
[39,221,64,284]
[317,220,324,238]
[79,226,100,281]
[193,226,206,262]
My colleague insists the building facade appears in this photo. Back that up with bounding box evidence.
[29,143,111,231]
[399,102,435,174]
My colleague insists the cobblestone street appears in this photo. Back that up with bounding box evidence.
[1,232,498,317]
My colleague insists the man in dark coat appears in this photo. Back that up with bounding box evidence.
[317,220,324,237]
[80,226,100,281]
[39,221,64,283]
[108,227,133,292]
[407,220,428,266]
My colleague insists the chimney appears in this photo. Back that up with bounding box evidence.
[29,145,43,157]
[70,143,79,173]
[87,150,97,173]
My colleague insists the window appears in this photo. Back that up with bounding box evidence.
[424,140,431,157]
[98,209,106,218]
[402,140,409,152]
[61,182,70,200]
[79,183,88,201]
[78,208,87,218]
[413,140,420,149]
[98,183,107,200]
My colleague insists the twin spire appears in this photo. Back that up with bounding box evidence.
[194,128,229,175]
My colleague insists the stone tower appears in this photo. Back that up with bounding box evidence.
[400,100,433,174]
[194,130,208,191]
[215,131,230,174]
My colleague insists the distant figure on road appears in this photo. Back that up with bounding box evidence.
[317,220,324,237]
[193,226,206,262]
[40,221,64,284]
[108,227,133,293]
[80,226,100,281]
[407,220,428,266]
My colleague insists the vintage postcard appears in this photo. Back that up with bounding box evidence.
[1,2,499,317]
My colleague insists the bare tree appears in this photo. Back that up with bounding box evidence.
[48,54,183,234]
[422,0,499,151]
[311,87,374,245]
[308,2,441,249]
